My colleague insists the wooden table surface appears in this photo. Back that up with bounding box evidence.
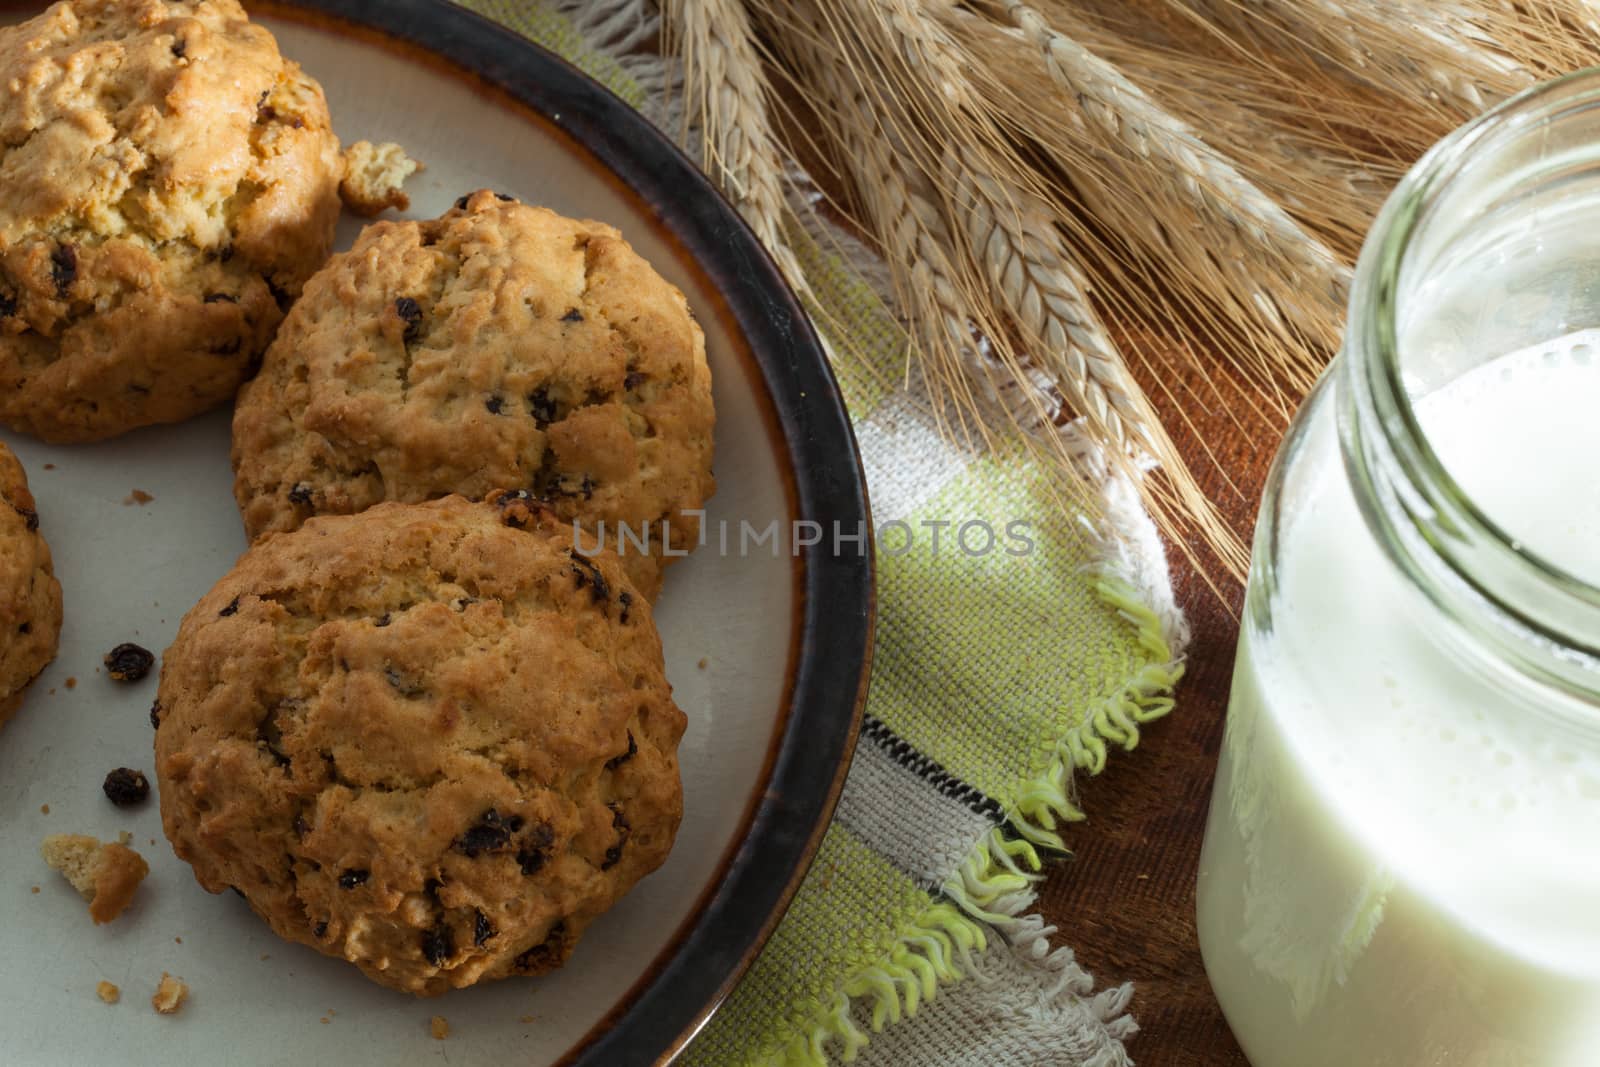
[1033,356,1283,1066]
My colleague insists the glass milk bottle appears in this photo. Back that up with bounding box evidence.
[1196,72,1600,1066]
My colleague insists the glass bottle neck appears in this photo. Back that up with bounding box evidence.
[1337,71,1600,707]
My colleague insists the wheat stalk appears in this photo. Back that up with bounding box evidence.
[1422,2,1597,81]
[1067,1,1600,312]
[753,2,1119,438]
[1012,4,1348,371]
[855,135,999,439]
[1025,0,1409,259]
[845,0,1167,444]
[754,0,1250,574]
[753,3,1003,432]
[800,0,1175,449]
[942,153,1249,572]
[857,0,996,120]
[662,0,809,297]
[1174,0,1534,121]
[1563,0,1600,45]
[667,0,1600,589]
[935,3,1338,400]
[947,158,1156,457]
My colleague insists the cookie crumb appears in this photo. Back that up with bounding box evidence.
[698,658,708,670]
[40,834,150,924]
[65,677,76,690]
[43,463,55,471]
[430,1015,450,1040]
[174,936,182,944]
[151,973,188,1015]
[519,1014,534,1024]
[339,141,423,216]
[320,1016,330,1025]
[96,981,120,1004]
[123,489,154,506]
[104,643,155,682]
[30,885,39,894]
[116,831,133,845]
[39,803,48,815]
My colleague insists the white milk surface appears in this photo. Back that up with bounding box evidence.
[1198,337,1600,1066]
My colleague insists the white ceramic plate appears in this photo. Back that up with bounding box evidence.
[0,3,872,1063]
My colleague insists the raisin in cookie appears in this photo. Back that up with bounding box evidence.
[155,495,686,995]
[0,0,343,443]
[0,442,62,725]
[231,191,716,600]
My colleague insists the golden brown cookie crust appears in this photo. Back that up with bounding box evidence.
[231,191,716,599]
[40,833,151,924]
[0,442,62,725]
[338,140,422,217]
[155,496,687,996]
[0,0,343,443]
[151,972,188,1014]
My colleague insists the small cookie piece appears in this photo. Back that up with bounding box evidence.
[231,192,716,599]
[0,0,344,442]
[152,973,188,1015]
[96,981,120,1004]
[40,834,150,924]
[339,141,423,216]
[429,1016,450,1041]
[0,443,62,726]
[156,497,686,995]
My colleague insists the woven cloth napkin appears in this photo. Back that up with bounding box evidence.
[455,3,1190,1063]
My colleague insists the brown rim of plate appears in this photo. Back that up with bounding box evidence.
[247,1,877,1063]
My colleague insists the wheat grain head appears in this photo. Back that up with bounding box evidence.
[663,0,811,297]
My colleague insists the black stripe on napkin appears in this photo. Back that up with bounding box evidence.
[860,714,1006,823]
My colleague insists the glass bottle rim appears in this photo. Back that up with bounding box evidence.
[1343,68,1600,698]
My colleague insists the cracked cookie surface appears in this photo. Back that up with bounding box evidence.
[0,441,62,726]
[230,191,716,599]
[0,0,343,443]
[154,495,686,995]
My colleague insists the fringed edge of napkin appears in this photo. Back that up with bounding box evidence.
[772,458,1188,1063]
[776,597,1182,1063]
